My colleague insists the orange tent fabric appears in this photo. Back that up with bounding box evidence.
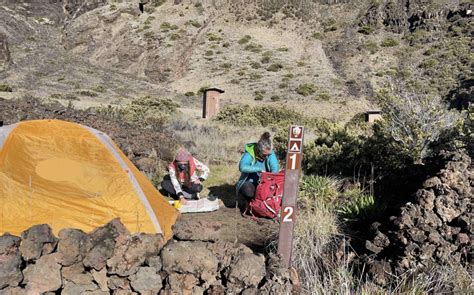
[0,120,179,240]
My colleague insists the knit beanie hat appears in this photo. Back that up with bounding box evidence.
[175,148,190,162]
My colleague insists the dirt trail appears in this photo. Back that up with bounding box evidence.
[177,207,279,252]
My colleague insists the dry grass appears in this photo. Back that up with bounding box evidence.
[166,117,265,165]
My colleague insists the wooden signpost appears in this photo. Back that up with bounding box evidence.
[278,125,304,268]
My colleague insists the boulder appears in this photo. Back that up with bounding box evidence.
[0,234,22,289]
[0,287,26,295]
[62,271,100,295]
[206,241,253,272]
[19,224,58,261]
[92,268,109,292]
[107,233,164,276]
[161,241,218,286]
[163,273,204,294]
[145,256,162,272]
[23,253,62,294]
[58,228,90,266]
[367,260,391,286]
[423,177,442,188]
[206,285,226,295]
[365,240,383,254]
[372,231,390,248]
[415,189,436,210]
[62,262,86,281]
[108,275,131,291]
[435,194,462,222]
[226,253,266,291]
[129,267,162,294]
[83,219,129,270]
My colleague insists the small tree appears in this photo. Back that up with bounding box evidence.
[377,81,462,163]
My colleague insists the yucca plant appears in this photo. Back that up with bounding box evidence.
[300,175,340,205]
[337,188,377,221]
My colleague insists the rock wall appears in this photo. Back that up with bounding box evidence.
[364,152,473,284]
[0,219,293,294]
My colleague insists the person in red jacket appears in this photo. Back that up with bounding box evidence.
[160,148,210,203]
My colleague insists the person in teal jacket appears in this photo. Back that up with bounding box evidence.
[236,132,279,199]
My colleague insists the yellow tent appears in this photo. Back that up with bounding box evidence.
[0,119,179,240]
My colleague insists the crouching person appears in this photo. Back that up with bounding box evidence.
[236,132,279,201]
[161,148,209,203]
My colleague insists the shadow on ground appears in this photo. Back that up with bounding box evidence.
[208,183,246,209]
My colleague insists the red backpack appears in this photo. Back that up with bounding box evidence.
[245,171,285,219]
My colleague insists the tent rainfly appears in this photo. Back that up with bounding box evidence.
[0,120,179,240]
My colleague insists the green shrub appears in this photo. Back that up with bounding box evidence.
[207,33,222,42]
[262,50,273,57]
[244,43,262,53]
[184,91,195,97]
[270,95,281,101]
[214,104,327,129]
[220,62,232,69]
[296,83,317,96]
[312,32,323,39]
[97,97,179,129]
[197,85,210,95]
[279,82,288,88]
[419,58,438,69]
[222,42,230,48]
[254,92,264,101]
[92,85,106,93]
[204,50,214,56]
[250,61,261,69]
[238,35,252,44]
[0,84,13,92]
[300,175,340,204]
[322,18,337,32]
[160,22,174,31]
[76,90,98,97]
[186,20,201,28]
[267,63,283,72]
[277,47,289,52]
[363,42,378,54]
[316,93,331,101]
[380,38,399,47]
[358,25,374,35]
[170,33,181,40]
[248,73,262,81]
[261,56,271,64]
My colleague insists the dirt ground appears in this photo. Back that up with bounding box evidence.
[0,97,279,253]
[178,207,279,252]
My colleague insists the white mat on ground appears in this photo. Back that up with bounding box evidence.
[169,198,220,213]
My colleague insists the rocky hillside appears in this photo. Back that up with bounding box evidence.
[1,0,471,120]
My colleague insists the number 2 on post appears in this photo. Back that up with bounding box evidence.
[282,207,293,222]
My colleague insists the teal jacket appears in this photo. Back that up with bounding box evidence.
[236,143,279,191]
